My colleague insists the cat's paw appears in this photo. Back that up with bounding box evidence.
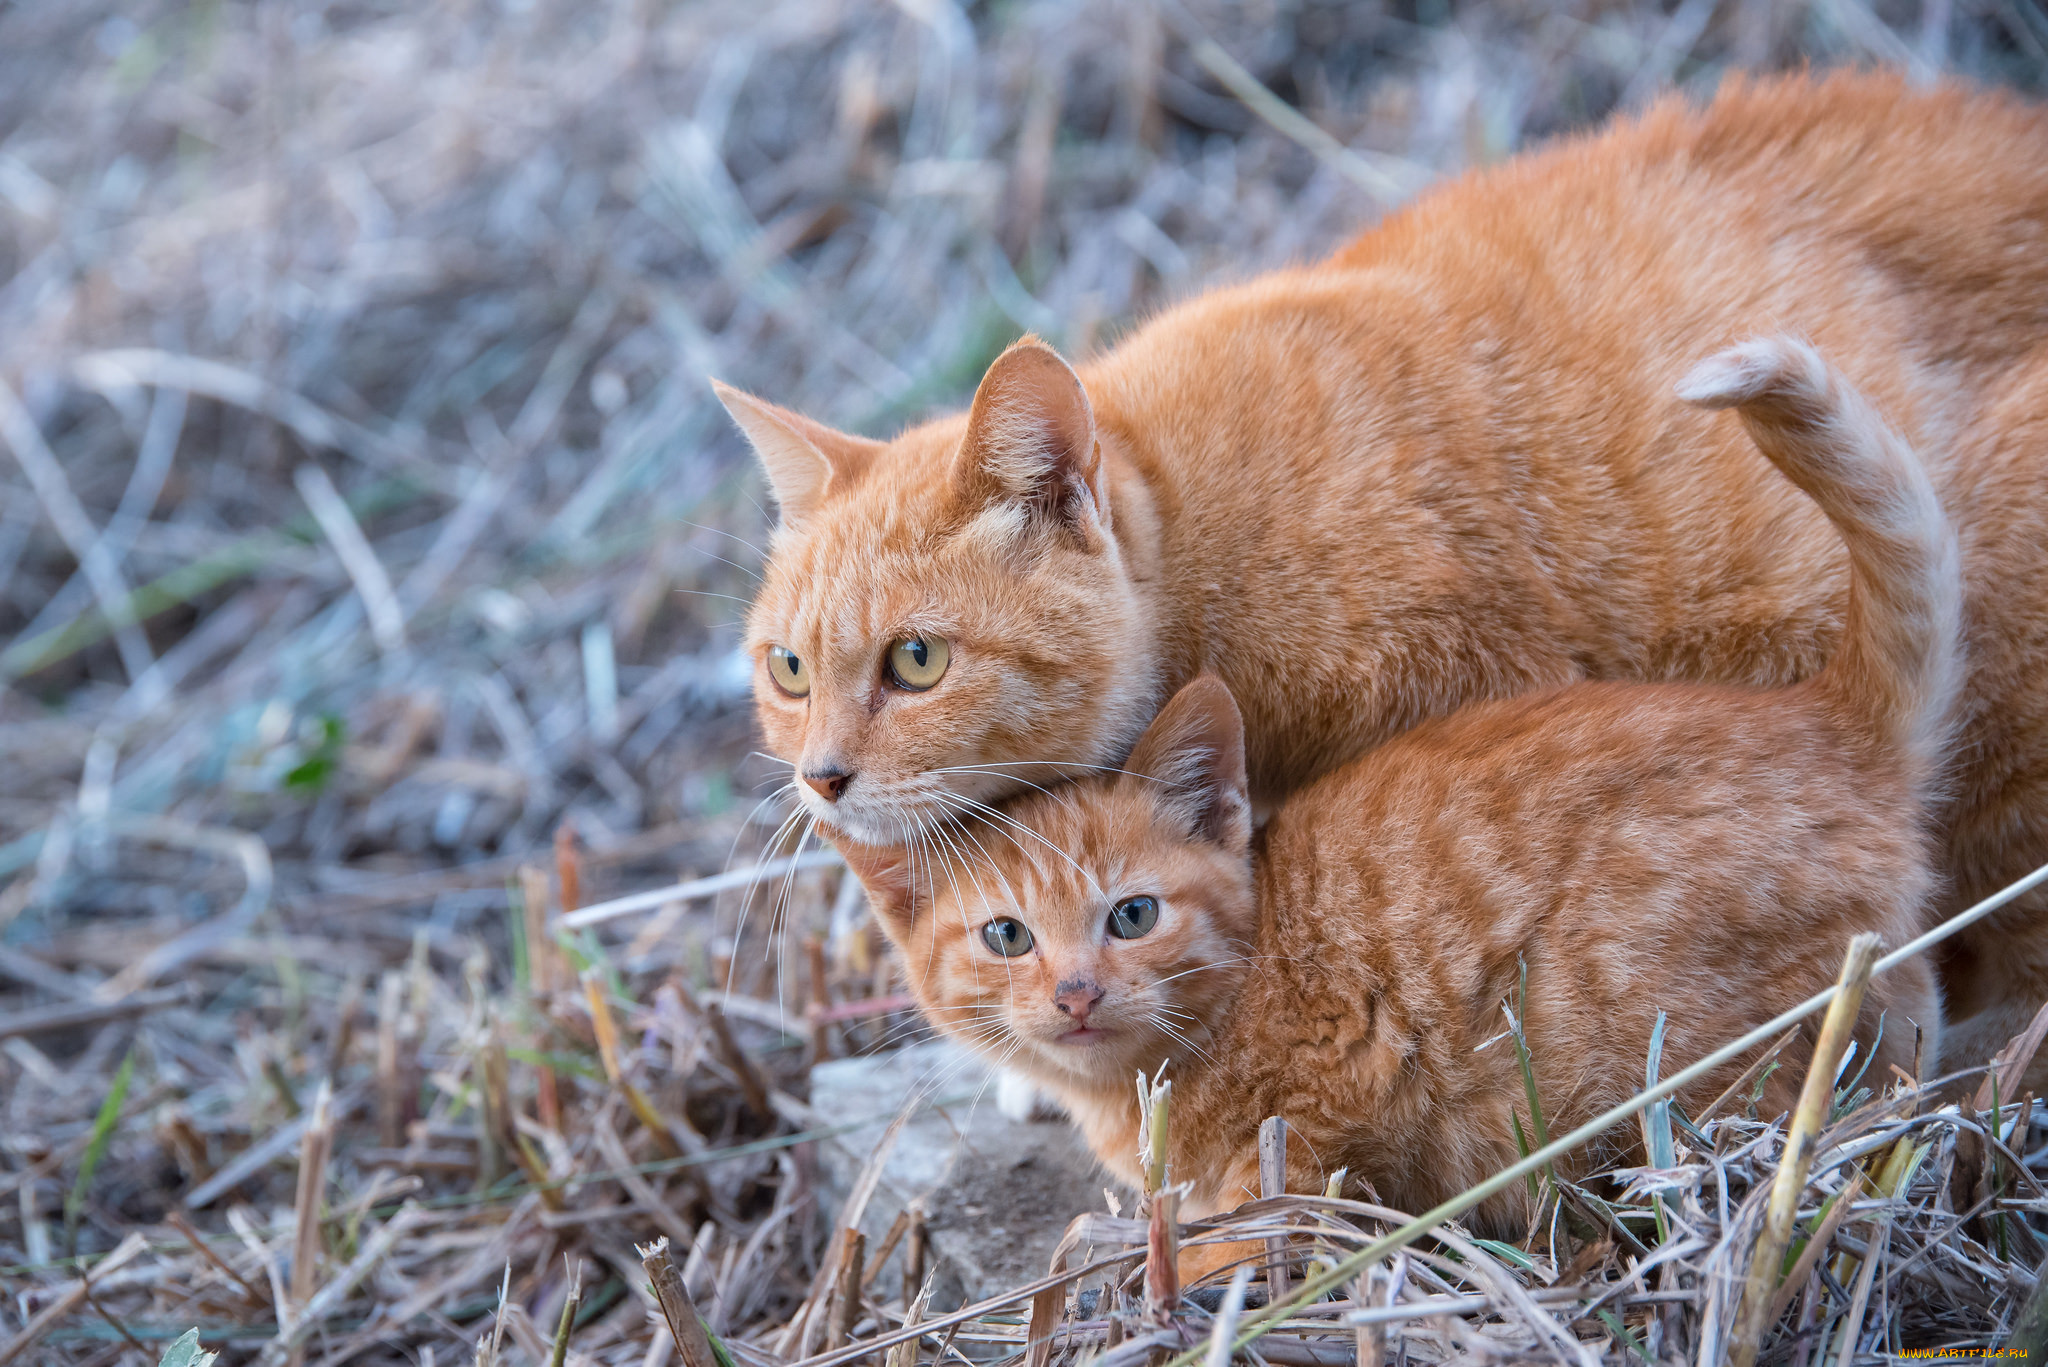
[1675,336,1822,410]
[995,1069,1065,1123]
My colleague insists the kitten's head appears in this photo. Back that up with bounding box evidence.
[834,675,1257,1094]
[717,339,1155,845]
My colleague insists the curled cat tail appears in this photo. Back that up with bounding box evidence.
[1677,336,1963,786]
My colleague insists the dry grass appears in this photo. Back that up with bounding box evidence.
[3,0,2047,1363]
[870,1073,2048,1367]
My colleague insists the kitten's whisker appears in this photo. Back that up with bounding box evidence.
[957,1034,1033,1127]
[1149,1013,1221,1069]
[1151,955,1283,986]
[932,761,1169,785]
[913,1027,1022,1105]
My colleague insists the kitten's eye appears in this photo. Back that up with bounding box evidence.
[982,917,1034,957]
[1108,896,1159,940]
[887,635,950,691]
[766,646,809,698]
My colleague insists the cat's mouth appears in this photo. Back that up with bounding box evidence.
[1055,1026,1110,1047]
[798,789,946,847]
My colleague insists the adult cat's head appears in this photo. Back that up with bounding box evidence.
[832,675,1256,1094]
[716,338,1158,845]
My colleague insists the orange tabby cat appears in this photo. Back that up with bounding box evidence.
[833,338,1950,1230]
[720,72,2048,1072]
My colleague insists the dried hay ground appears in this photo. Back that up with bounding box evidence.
[2,1,2047,1364]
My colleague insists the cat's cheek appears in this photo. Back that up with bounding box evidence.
[751,686,804,754]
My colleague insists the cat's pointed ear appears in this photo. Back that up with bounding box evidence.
[712,380,884,529]
[829,833,919,926]
[957,336,1105,536]
[1124,674,1251,853]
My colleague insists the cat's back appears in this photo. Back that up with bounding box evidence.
[1332,70,2048,374]
[1259,677,1929,966]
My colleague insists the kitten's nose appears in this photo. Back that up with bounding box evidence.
[802,766,853,802]
[1054,979,1104,1026]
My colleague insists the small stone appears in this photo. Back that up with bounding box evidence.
[809,1041,1115,1307]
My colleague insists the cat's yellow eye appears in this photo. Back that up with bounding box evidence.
[887,635,950,691]
[982,917,1033,957]
[766,646,810,698]
[1108,896,1159,940]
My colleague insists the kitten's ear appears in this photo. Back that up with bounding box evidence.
[711,380,884,529]
[830,834,918,926]
[1124,674,1251,853]
[956,336,1105,536]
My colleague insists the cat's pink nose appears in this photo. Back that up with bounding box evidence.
[802,766,853,801]
[1054,979,1104,1026]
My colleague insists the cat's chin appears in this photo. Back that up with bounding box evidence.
[1023,1033,1154,1092]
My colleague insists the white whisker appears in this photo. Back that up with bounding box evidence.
[1151,954,1284,987]
[932,760,1167,785]
[692,547,764,584]
[681,519,769,564]
[931,790,1110,907]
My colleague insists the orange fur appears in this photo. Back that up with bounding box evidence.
[835,340,1950,1232]
[727,72,2048,1072]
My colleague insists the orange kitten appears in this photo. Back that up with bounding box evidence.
[720,73,2048,1067]
[836,339,1951,1231]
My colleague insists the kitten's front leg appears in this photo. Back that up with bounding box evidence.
[996,1068,1067,1122]
[1175,1158,1269,1293]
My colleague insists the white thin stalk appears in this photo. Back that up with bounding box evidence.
[0,376,154,681]
[562,850,846,928]
[295,462,407,655]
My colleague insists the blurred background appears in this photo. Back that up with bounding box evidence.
[2,1,2044,1361]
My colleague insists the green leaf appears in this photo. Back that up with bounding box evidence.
[506,1047,605,1082]
[1642,1011,1673,1242]
[1669,1103,1713,1151]
[283,714,346,793]
[1507,957,1557,1208]
[1510,958,1551,1150]
[507,876,531,995]
[706,1322,739,1367]
[1471,1238,1536,1270]
[1510,1109,1539,1205]
[66,1049,136,1241]
[1597,1309,1653,1366]
[157,1328,219,1367]
[1782,1183,1851,1277]
[1643,1012,1675,1167]
[1746,1060,1780,1117]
